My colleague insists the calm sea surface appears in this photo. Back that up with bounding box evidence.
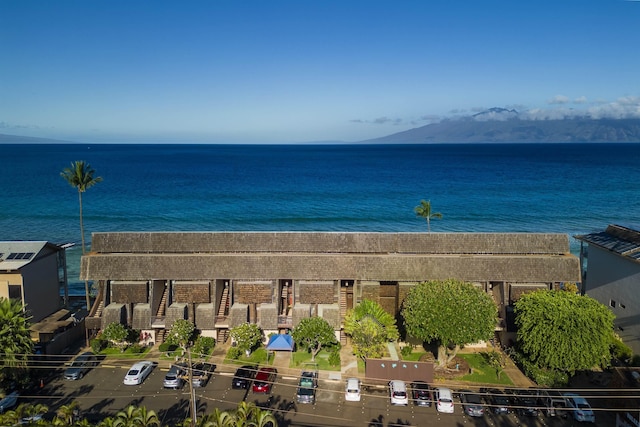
[2,143,639,295]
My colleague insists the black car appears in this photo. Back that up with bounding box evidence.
[512,389,539,417]
[232,365,255,389]
[482,388,510,414]
[410,381,432,407]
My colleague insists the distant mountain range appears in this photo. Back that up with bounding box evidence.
[363,109,640,143]
[0,133,72,143]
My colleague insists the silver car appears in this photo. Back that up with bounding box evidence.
[64,351,97,380]
[163,363,186,389]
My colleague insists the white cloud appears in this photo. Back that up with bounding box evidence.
[548,95,570,105]
[573,96,588,104]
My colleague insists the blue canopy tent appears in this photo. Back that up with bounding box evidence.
[266,334,294,351]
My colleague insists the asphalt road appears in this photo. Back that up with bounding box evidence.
[24,362,615,427]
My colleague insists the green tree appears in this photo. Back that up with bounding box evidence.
[230,323,263,354]
[112,405,160,427]
[515,290,615,373]
[0,297,33,381]
[61,160,103,310]
[291,316,338,361]
[414,199,442,232]
[401,279,497,367]
[102,322,130,352]
[344,299,399,360]
[165,319,196,353]
[53,401,79,426]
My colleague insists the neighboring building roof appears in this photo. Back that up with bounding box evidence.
[81,232,580,283]
[0,241,49,270]
[575,224,640,263]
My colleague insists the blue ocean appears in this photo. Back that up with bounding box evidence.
[1,143,639,295]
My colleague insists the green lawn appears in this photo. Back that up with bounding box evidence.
[290,350,340,371]
[458,353,513,386]
[401,351,427,362]
[100,346,151,359]
[224,348,274,366]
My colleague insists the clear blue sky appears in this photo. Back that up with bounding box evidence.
[1,0,639,143]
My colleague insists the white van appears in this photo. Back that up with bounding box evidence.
[434,387,455,413]
[389,380,409,405]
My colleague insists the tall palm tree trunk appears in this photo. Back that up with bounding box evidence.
[78,189,91,311]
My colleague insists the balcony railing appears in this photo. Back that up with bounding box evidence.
[278,315,292,327]
[152,316,165,328]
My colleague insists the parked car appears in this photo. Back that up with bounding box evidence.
[539,390,568,418]
[252,367,277,393]
[0,391,19,413]
[434,387,455,413]
[389,380,408,406]
[232,365,255,389]
[123,360,156,385]
[563,393,596,423]
[410,381,432,407]
[296,370,318,404]
[163,363,187,389]
[459,389,485,417]
[344,377,361,402]
[64,351,97,380]
[481,388,510,414]
[512,389,539,417]
[191,362,215,387]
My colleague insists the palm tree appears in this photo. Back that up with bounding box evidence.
[53,401,79,426]
[414,199,442,232]
[0,297,34,371]
[61,160,103,310]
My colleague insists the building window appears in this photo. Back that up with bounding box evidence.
[609,300,616,308]
[620,303,626,309]
[8,285,21,300]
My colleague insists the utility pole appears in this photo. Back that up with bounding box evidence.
[188,347,196,427]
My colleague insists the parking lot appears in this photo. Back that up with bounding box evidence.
[23,360,615,426]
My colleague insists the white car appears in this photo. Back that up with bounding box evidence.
[389,380,409,405]
[345,377,361,402]
[563,393,595,423]
[434,387,455,413]
[123,361,156,385]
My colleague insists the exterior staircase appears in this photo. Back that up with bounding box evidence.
[94,300,104,318]
[340,288,347,319]
[156,286,168,317]
[217,329,229,343]
[218,287,229,317]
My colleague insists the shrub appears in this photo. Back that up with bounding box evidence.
[328,349,341,367]
[227,346,242,360]
[159,342,178,353]
[193,336,215,357]
[400,345,414,358]
[126,344,145,354]
[611,336,633,362]
[509,349,568,387]
[90,338,107,353]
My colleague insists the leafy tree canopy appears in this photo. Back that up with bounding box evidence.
[344,299,399,360]
[230,323,263,353]
[515,289,615,372]
[401,279,497,366]
[0,297,33,374]
[101,322,130,351]
[165,319,196,350]
[291,316,338,361]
